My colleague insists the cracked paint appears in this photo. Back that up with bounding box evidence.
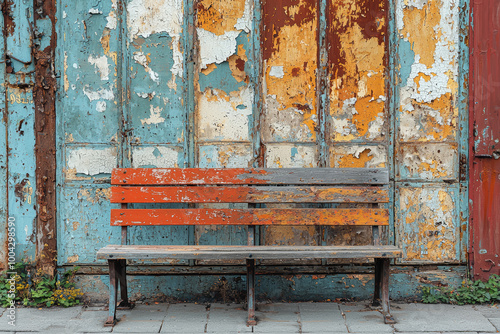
[67,147,117,176]
[327,0,388,142]
[261,0,318,143]
[329,146,387,168]
[397,185,459,263]
[131,146,181,168]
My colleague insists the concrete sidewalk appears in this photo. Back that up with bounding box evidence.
[0,302,499,334]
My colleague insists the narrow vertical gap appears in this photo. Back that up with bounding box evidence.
[186,0,198,260]
[318,0,329,261]
[1,1,9,271]
[118,0,129,169]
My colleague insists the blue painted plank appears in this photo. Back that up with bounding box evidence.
[0,6,7,269]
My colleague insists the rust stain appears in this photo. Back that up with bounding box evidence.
[34,0,58,276]
[262,0,318,140]
[328,0,387,142]
[2,0,16,36]
[228,44,248,83]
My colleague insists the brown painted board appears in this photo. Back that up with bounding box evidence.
[97,244,402,260]
[111,185,390,203]
[111,208,389,226]
[112,168,389,185]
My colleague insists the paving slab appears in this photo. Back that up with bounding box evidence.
[112,303,167,333]
[473,304,500,318]
[299,302,347,333]
[254,303,300,333]
[391,303,497,332]
[488,317,500,331]
[340,303,393,333]
[205,303,252,333]
[0,306,81,332]
[67,309,112,333]
[161,303,207,333]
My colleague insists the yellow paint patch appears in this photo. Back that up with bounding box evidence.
[67,255,79,263]
[400,0,441,68]
[197,0,246,35]
[201,63,217,75]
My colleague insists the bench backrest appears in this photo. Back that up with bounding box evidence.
[110,168,390,246]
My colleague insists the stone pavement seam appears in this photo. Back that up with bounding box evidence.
[157,303,171,334]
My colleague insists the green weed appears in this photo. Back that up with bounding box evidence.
[0,263,83,307]
[421,274,500,305]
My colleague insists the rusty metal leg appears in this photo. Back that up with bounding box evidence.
[372,258,382,306]
[117,259,134,310]
[246,259,257,326]
[105,260,118,326]
[380,259,396,324]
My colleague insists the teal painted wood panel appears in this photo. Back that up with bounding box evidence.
[0,6,6,269]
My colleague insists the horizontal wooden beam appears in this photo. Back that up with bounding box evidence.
[97,244,402,260]
[111,208,389,226]
[112,168,389,185]
[111,186,390,203]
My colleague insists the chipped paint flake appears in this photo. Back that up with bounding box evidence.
[82,86,114,102]
[88,55,110,81]
[266,144,318,168]
[141,105,165,125]
[132,146,180,168]
[67,147,117,176]
[330,146,387,168]
[133,52,160,84]
[96,101,107,113]
[197,86,253,141]
[197,28,240,69]
[269,66,284,78]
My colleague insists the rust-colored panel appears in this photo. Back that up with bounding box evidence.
[327,0,388,142]
[34,0,57,276]
[111,208,390,226]
[470,0,500,279]
[261,0,318,142]
[112,185,390,203]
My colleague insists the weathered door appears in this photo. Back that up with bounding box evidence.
[469,0,500,279]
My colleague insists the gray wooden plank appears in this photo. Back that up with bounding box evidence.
[112,168,389,185]
[97,245,402,260]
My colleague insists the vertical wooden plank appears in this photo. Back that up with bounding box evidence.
[34,0,57,275]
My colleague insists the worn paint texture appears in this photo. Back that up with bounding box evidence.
[0,0,472,299]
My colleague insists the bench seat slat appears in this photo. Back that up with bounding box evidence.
[111,208,389,226]
[112,168,389,185]
[111,186,390,203]
[97,245,402,260]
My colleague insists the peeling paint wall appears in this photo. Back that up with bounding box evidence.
[0,0,471,298]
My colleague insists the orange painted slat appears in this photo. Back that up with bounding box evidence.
[111,208,389,226]
[111,168,389,185]
[111,186,390,203]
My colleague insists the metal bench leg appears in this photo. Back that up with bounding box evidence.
[372,258,382,306]
[380,259,396,324]
[105,260,118,326]
[117,259,134,310]
[246,259,257,326]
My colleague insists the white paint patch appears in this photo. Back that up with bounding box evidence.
[83,86,114,102]
[400,144,456,180]
[265,144,317,168]
[89,8,102,15]
[127,0,184,79]
[127,0,183,39]
[88,55,110,81]
[133,52,160,84]
[398,0,459,103]
[67,147,117,175]
[367,113,385,139]
[106,11,117,30]
[234,0,253,33]
[132,146,180,168]
[198,144,252,168]
[63,11,67,19]
[141,105,165,125]
[198,86,253,141]
[269,66,284,78]
[96,101,107,113]
[197,28,240,69]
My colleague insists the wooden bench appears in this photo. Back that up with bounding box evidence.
[97,168,401,326]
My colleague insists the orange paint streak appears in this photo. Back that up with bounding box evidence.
[111,208,390,226]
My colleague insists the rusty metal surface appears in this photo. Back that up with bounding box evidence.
[469,0,500,279]
[33,0,57,275]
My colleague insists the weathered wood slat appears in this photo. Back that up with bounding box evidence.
[111,208,389,226]
[97,245,402,260]
[111,186,390,203]
[112,168,389,185]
